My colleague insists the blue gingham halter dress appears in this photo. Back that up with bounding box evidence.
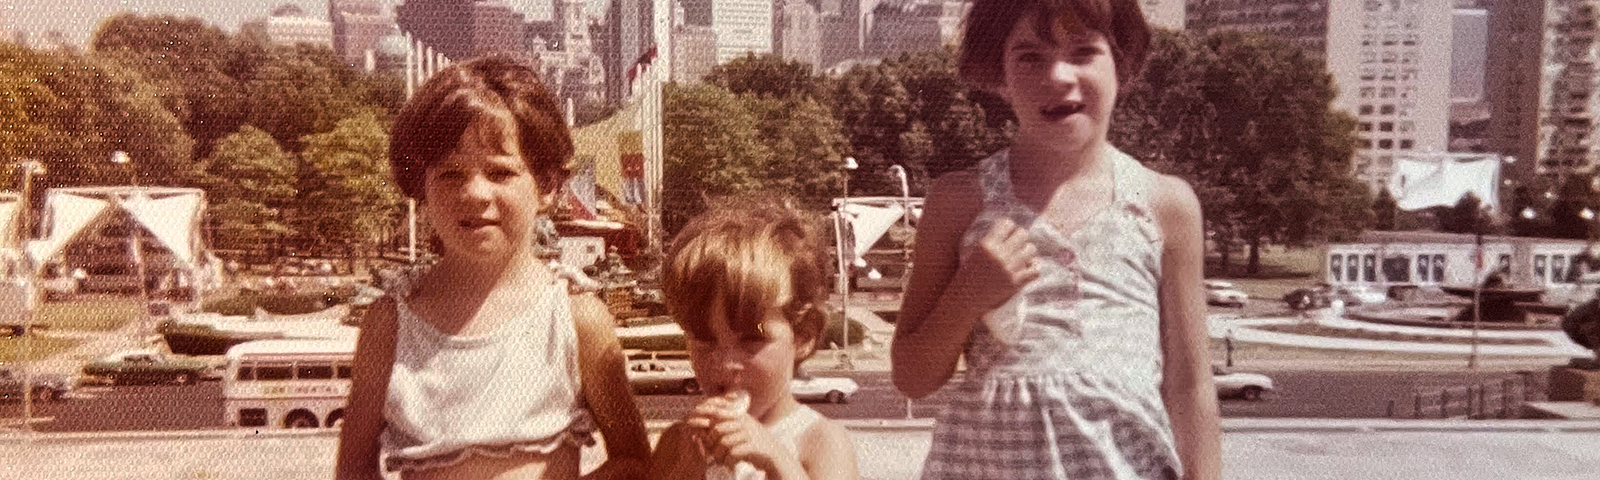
[919,148,1182,479]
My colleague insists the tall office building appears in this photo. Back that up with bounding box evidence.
[1531,0,1600,177]
[396,0,526,61]
[864,1,964,59]
[243,4,334,49]
[1141,0,1186,30]
[1189,0,1455,194]
[602,0,657,100]
[1186,0,1329,60]
[330,0,399,69]
[679,0,773,64]
[774,0,821,71]
[819,0,882,70]
[672,23,718,83]
[1481,0,1542,183]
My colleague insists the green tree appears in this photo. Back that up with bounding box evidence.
[91,13,247,158]
[743,95,849,211]
[195,125,297,250]
[295,110,401,254]
[1372,187,1398,231]
[704,52,824,100]
[1439,193,1485,234]
[1193,30,1368,274]
[662,84,774,234]
[245,45,370,150]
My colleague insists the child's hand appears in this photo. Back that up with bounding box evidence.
[961,217,1040,309]
[686,395,799,475]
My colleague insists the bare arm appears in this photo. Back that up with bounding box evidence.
[571,293,650,480]
[336,297,399,480]
[648,423,710,480]
[892,171,1039,398]
[1153,175,1223,480]
[795,419,858,480]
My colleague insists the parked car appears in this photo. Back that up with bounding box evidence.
[1283,284,1333,310]
[791,372,859,404]
[0,366,74,402]
[625,358,700,394]
[1204,280,1249,307]
[81,349,218,386]
[1333,285,1388,306]
[1212,365,1274,401]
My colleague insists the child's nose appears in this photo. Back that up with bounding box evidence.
[1049,60,1079,86]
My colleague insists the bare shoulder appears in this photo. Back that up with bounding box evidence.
[568,291,619,341]
[796,415,857,473]
[1150,173,1202,227]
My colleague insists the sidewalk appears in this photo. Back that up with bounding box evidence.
[3,420,1597,479]
[1209,313,1596,358]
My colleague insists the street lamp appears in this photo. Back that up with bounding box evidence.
[111,151,152,345]
[13,159,43,436]
[837,156,858,370]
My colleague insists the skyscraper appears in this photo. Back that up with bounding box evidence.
[330,0,399,69]
[679,0,773,64]
[602,0,656,101]
[396,0,526,61]
[774,0,821,72]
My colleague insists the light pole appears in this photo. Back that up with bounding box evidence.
[112,151,151,345]
[14,159,43,436]
[838,156,857,370]
[887,164,911,272]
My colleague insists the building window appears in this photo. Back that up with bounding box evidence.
[1398,121,1414,133]
[1381,86,1396,98]
[1416,254,1431,282]
[1360,139,1374,149]
[1553,254,1568,283]
[1400,139,1413,149]
[1380,122,1394,132]
[1499,254,1512,274]
[1347,254,1360,281]
[1378,139,1394,149]
[1360,122,1373,131]
[1383,255,1411,282]
[1363,254,1377,282]
[1534,254,1547,282]
[1432,254,1445,282]
[1331,254,1344,281]
[1360,105,1374,115]
[1380,105,1395,115]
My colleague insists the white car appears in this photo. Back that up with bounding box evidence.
[1212,365,1273,401]
[1333,285,1388,306]
[626,359,700,394]
[1204,280,1249,307]
[790,373,859,404]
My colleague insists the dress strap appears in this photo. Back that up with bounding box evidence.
[1110,148,1155,211]
[976,150,1016,211]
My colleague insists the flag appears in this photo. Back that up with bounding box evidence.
[1388,153,1501,211]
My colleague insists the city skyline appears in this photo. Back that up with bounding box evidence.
[0,0,612,47]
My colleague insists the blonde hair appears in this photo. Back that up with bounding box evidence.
[662,197,830,362]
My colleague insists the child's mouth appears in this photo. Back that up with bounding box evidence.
[459,218,497,229]
[1040,103,1085,122]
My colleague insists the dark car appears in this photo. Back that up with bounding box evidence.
[0,367,73,402]
[1283,284,1334,310]
[81,349,217,386]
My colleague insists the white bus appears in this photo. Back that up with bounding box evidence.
[223,339,355,429]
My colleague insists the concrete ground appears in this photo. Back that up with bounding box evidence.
[3,420,1597,480]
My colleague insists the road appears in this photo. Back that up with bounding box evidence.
[0,369,1545,433]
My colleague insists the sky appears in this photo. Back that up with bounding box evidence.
[0,0,605,47]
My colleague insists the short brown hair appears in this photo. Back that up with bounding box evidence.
[662,197,831,363]
[389,55,572,200]
[959,0,1151,88]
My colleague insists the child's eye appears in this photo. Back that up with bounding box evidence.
[1015,52,1044,63]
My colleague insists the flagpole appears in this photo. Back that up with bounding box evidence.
[1470,224,1482,369]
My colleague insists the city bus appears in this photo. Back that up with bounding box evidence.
[223,338,355,429]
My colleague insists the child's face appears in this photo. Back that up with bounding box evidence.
[996,10,1119,150]
[422,118,545,259]
[686,292,813,419]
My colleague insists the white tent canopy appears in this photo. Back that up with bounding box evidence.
[833,196,924,263]
[26,187,208,269]
[0,193,18,250]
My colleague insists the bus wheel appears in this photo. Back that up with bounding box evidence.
[326,411,345,428]
[285,412,319,429]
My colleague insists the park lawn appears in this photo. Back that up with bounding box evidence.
[0,336,81,363]
[1208,245,1325,302]
[34,298,141,331]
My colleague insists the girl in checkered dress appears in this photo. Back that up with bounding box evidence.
[891,1,1222,479]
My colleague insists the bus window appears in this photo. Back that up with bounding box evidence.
[297,364,334,380]
[236,366,254,381]
[336,365,352,379]
[256,364,293,381]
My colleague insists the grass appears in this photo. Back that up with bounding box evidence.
[1251,323,1549,346]
[0,336,82,363]
[34,298,141,331]
[1207,245,1324,301]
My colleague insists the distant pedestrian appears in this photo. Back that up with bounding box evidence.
[891,1,1221,478]
[335,55,647,480]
